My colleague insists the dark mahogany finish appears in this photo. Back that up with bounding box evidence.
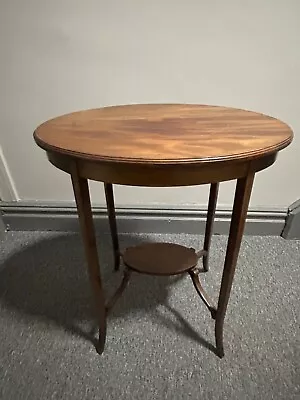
[34,104,293,357]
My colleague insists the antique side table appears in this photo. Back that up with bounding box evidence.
[34,104,293,357]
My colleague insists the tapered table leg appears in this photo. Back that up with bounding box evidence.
[215,174,254,358]
[71,164,107,354]
[104,183,120,271]
[203,183,219,272]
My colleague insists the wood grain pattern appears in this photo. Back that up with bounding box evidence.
[33,104,293,358]
[34,104,292,164]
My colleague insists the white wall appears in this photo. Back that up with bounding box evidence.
[0,0,299,208]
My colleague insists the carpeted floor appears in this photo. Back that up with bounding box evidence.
[0,231,299,400]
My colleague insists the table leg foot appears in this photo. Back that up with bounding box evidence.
[95,336,106,355]
[203,183,219,272]
[215,319,225,358]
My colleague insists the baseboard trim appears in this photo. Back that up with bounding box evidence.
[0,213,5,238]
[281,199,300,239]
[0,201,287,236]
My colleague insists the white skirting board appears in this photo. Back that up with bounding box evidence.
[0,201,289,237]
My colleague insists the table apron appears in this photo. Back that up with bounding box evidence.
[47,152,277,186]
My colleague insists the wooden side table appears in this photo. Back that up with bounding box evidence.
[34,104,293,357]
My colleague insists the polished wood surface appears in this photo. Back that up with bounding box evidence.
[123,243,198,275]
[34,104,292,164]
[33,104,293,358]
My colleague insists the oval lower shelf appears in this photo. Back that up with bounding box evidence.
[122,242,198,275]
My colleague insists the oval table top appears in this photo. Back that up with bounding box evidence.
[34,104,292,165]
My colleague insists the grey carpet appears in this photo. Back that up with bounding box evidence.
[0,231,299,400]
